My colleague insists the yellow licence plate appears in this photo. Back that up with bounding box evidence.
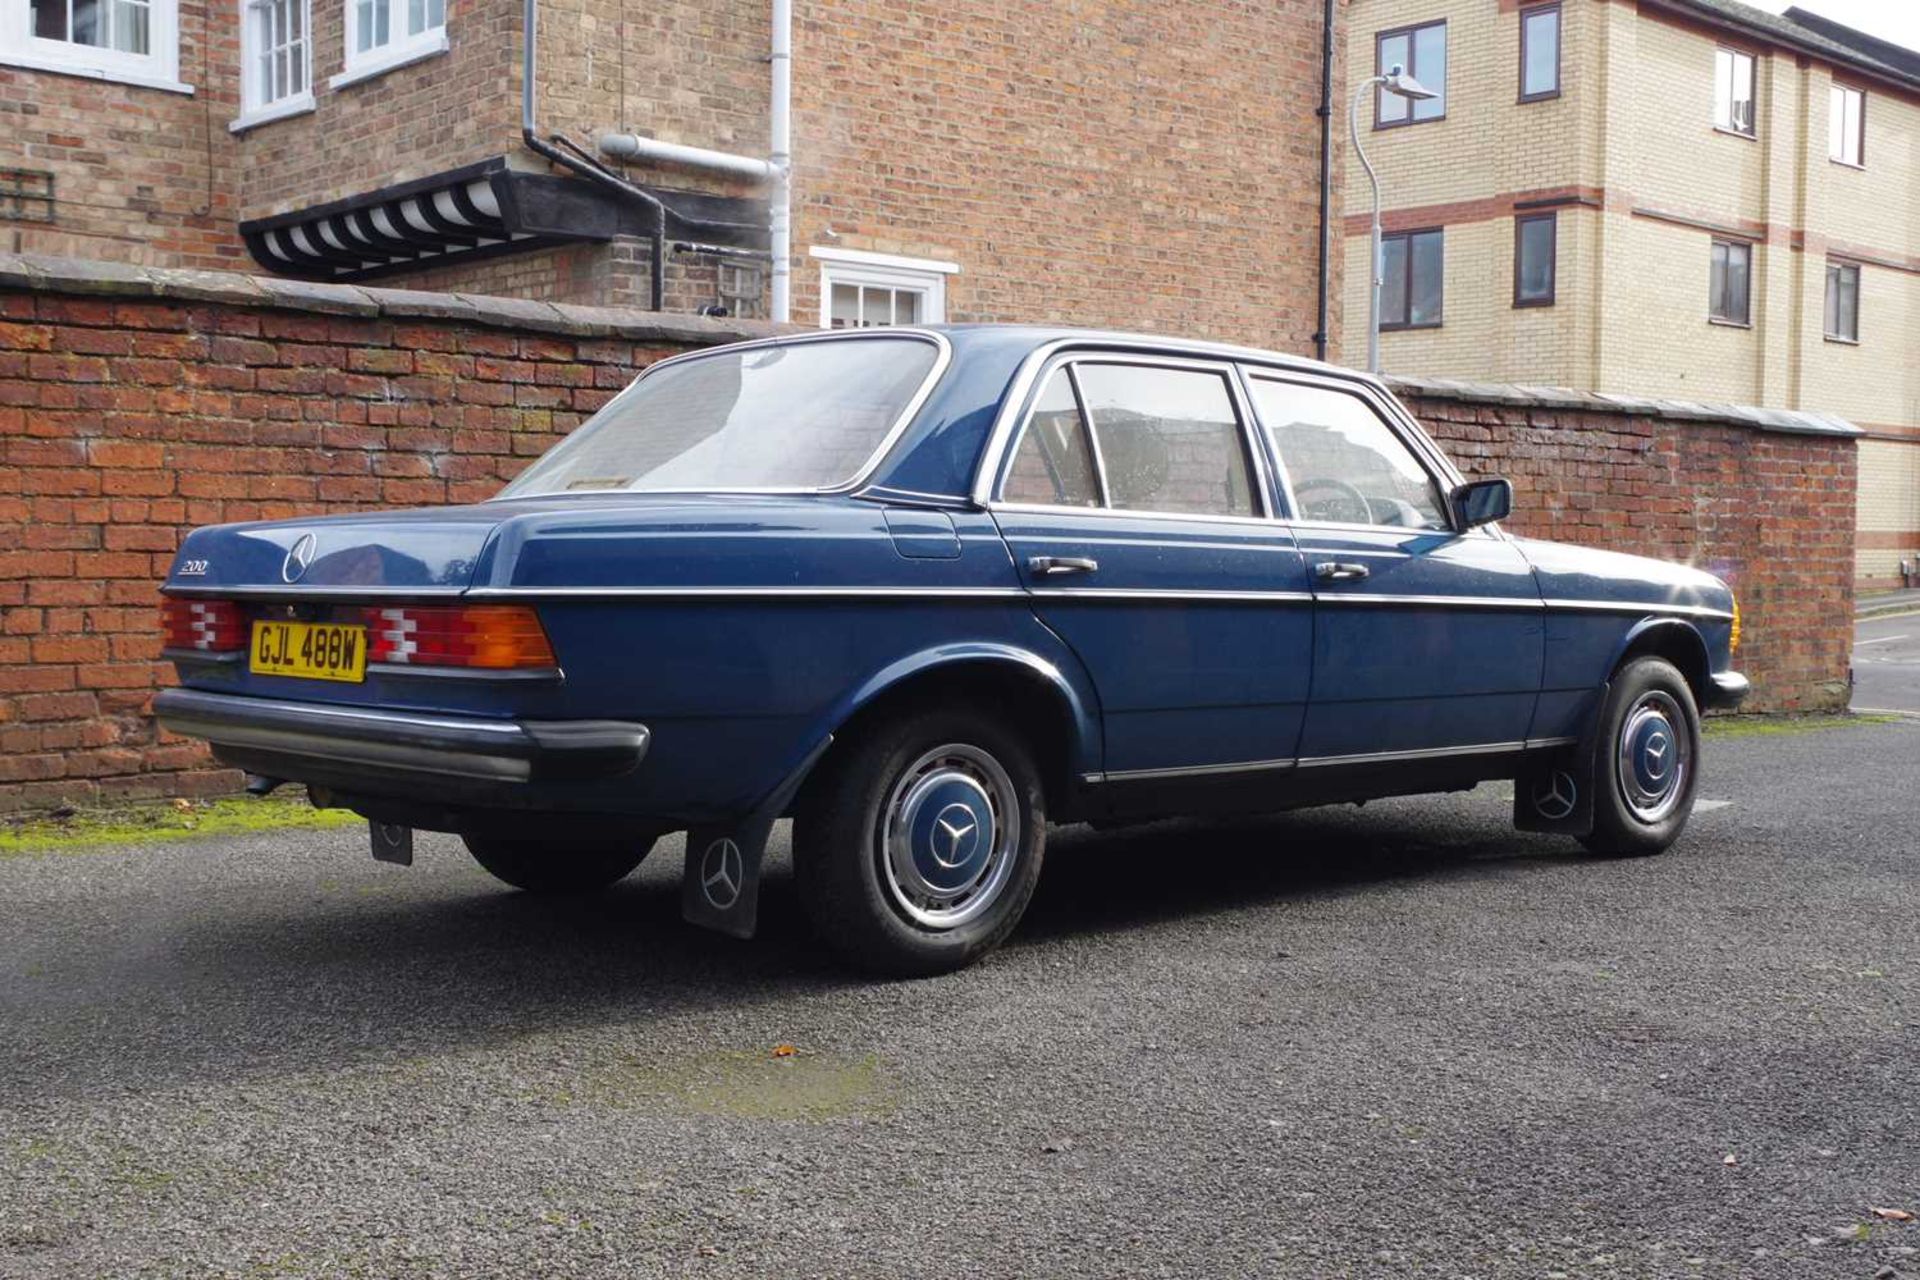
[249,621,368,683]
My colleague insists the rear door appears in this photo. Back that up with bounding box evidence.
[1242,371,1544,762]
[988,353,1314,780]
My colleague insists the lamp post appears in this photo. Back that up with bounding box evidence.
[1349,63,1439,374]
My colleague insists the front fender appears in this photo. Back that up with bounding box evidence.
[1607,617,1711,700]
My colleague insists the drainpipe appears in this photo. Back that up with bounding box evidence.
[521,0,669,309]
[596,0,794,323]
[1313,0,1334,362]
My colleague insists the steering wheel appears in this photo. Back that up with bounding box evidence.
[1293,477,1373,525]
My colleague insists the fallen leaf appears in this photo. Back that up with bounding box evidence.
[172,798,193,812]
[1871,1207,1915,1223]
[1723,1154,1738,1166]
[771,1044,797,1058]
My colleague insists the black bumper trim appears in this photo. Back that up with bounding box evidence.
[1707,671,1751,709]
[153,688,648,783]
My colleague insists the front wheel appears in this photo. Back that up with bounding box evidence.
[463,835,652,894]
[1579,656,1701,858]
[793,706,1046,977]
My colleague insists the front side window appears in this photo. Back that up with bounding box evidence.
[1713,47,1755,135]
[1519,3,1560,101]
[1514,212,1556,307]
[1381,228,1444,329]
[1074,364,1255,517]
[1829,84,1863,165]
[1376,20,1445,126]
[1002,369,1101,508]
[1251,379,1448,531]
[1824,261,1859,342]
[499,337,941,495]
[4,0,181,87]
[240,0,310,121]
[1708,239,1751,325]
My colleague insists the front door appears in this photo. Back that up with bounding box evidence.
[1243,372,1544,762]
[989,355,1314,780]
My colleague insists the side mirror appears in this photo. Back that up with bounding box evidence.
[1450,478,1513,529]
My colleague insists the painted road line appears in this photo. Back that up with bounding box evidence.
[1856,634,1909,646]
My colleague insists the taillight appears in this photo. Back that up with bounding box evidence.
[362,605,556,670]
[160,598,247,652]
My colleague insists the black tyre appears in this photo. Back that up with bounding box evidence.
[1579,656,1701,858]
[793,706,1046,977]
[463,835,652,894]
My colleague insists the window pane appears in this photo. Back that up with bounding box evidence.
[1709,242,1728,318]
[1378,33,1410,123]
[828,283,859,329]
[72,0,102,45]
[1409,230,1443,325]
[32,0,69,41]
[1714,50,1733,128]
[1002,370,1100,507]
[1723,244,1750,324]
[1517,215,1554,303]
[1837,265,1858,340]
[1824,264,1840,335]
[894,291,919,324]
[1829,86,1846,159]
[426,0,443,28]
[407,0,423,37]
[1412,24,1446,118]
[1076,364,1253,517]
[1522,8,1558,96]
[502,338,941,494]
[1252,380,1448,530]
[1380,235,1408,325]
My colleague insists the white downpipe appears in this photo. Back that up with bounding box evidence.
[593,0,794,323]
[769,0,792,324]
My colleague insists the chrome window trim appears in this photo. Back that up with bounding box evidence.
[1239,366,1463,536]
[489,328,953,502]
[1027,588,1315,604]
[1542,598,1733,621]
[991,500,1281,529]
[1313,592,1547,610]
[972,337,1361,509]
[989,350,1273,520]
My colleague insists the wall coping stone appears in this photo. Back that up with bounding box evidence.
[0,251,791,345]
[1387,373,1864,439]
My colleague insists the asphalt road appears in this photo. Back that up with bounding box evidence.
[2,720,1917,1279]
[1854,613,1920,714]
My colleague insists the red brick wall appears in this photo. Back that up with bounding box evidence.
[0,264,1857,811]
[1401,388,1857,715]
[0,263,771,811]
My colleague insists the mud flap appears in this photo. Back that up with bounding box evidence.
[369,821,414,866]
[1514,682,1607,837]
[680,737,832,940]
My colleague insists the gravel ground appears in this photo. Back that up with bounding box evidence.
[2,718,1916,1279]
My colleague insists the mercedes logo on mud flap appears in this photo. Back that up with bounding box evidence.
[1533,771,1579,821]
[699,838,745,911]
[282,533,318,584]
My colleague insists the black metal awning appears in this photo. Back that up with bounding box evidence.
[239,157,767,283]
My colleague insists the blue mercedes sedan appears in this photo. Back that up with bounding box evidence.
[156,327,1746,974]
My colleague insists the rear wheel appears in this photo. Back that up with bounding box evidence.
[1579,656,1700,858]
[794,706,1046,977]
[463,835,652,894]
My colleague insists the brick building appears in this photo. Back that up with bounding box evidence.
[0,0,1346,355]
[1341,0,1919,590]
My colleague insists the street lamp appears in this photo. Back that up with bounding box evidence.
[1350,63,1439,374]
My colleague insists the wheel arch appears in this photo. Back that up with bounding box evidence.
[1608,618,1711,712]
[798,645,1101,819]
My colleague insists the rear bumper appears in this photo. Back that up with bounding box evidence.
[1706,670,1750,710]
[152,688,649,784]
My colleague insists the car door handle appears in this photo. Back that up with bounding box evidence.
[1028,555,1099,577]
[1314,561,1371,582]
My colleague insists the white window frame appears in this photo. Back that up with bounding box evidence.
[0,0,189,93]
[1713,47,1756,137]
[810,246,958,330]
[329,0,447,90]
[231,0,313,132]
[1828,83,1863,167]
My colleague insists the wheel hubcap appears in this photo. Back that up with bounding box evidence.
[1616,691,1690,823]
[880,743,1020,930]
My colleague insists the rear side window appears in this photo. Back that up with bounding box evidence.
[1073,364,1255,517]
[1249,378,1449,530]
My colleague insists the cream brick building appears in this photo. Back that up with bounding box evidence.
[1343,0,1919,589]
